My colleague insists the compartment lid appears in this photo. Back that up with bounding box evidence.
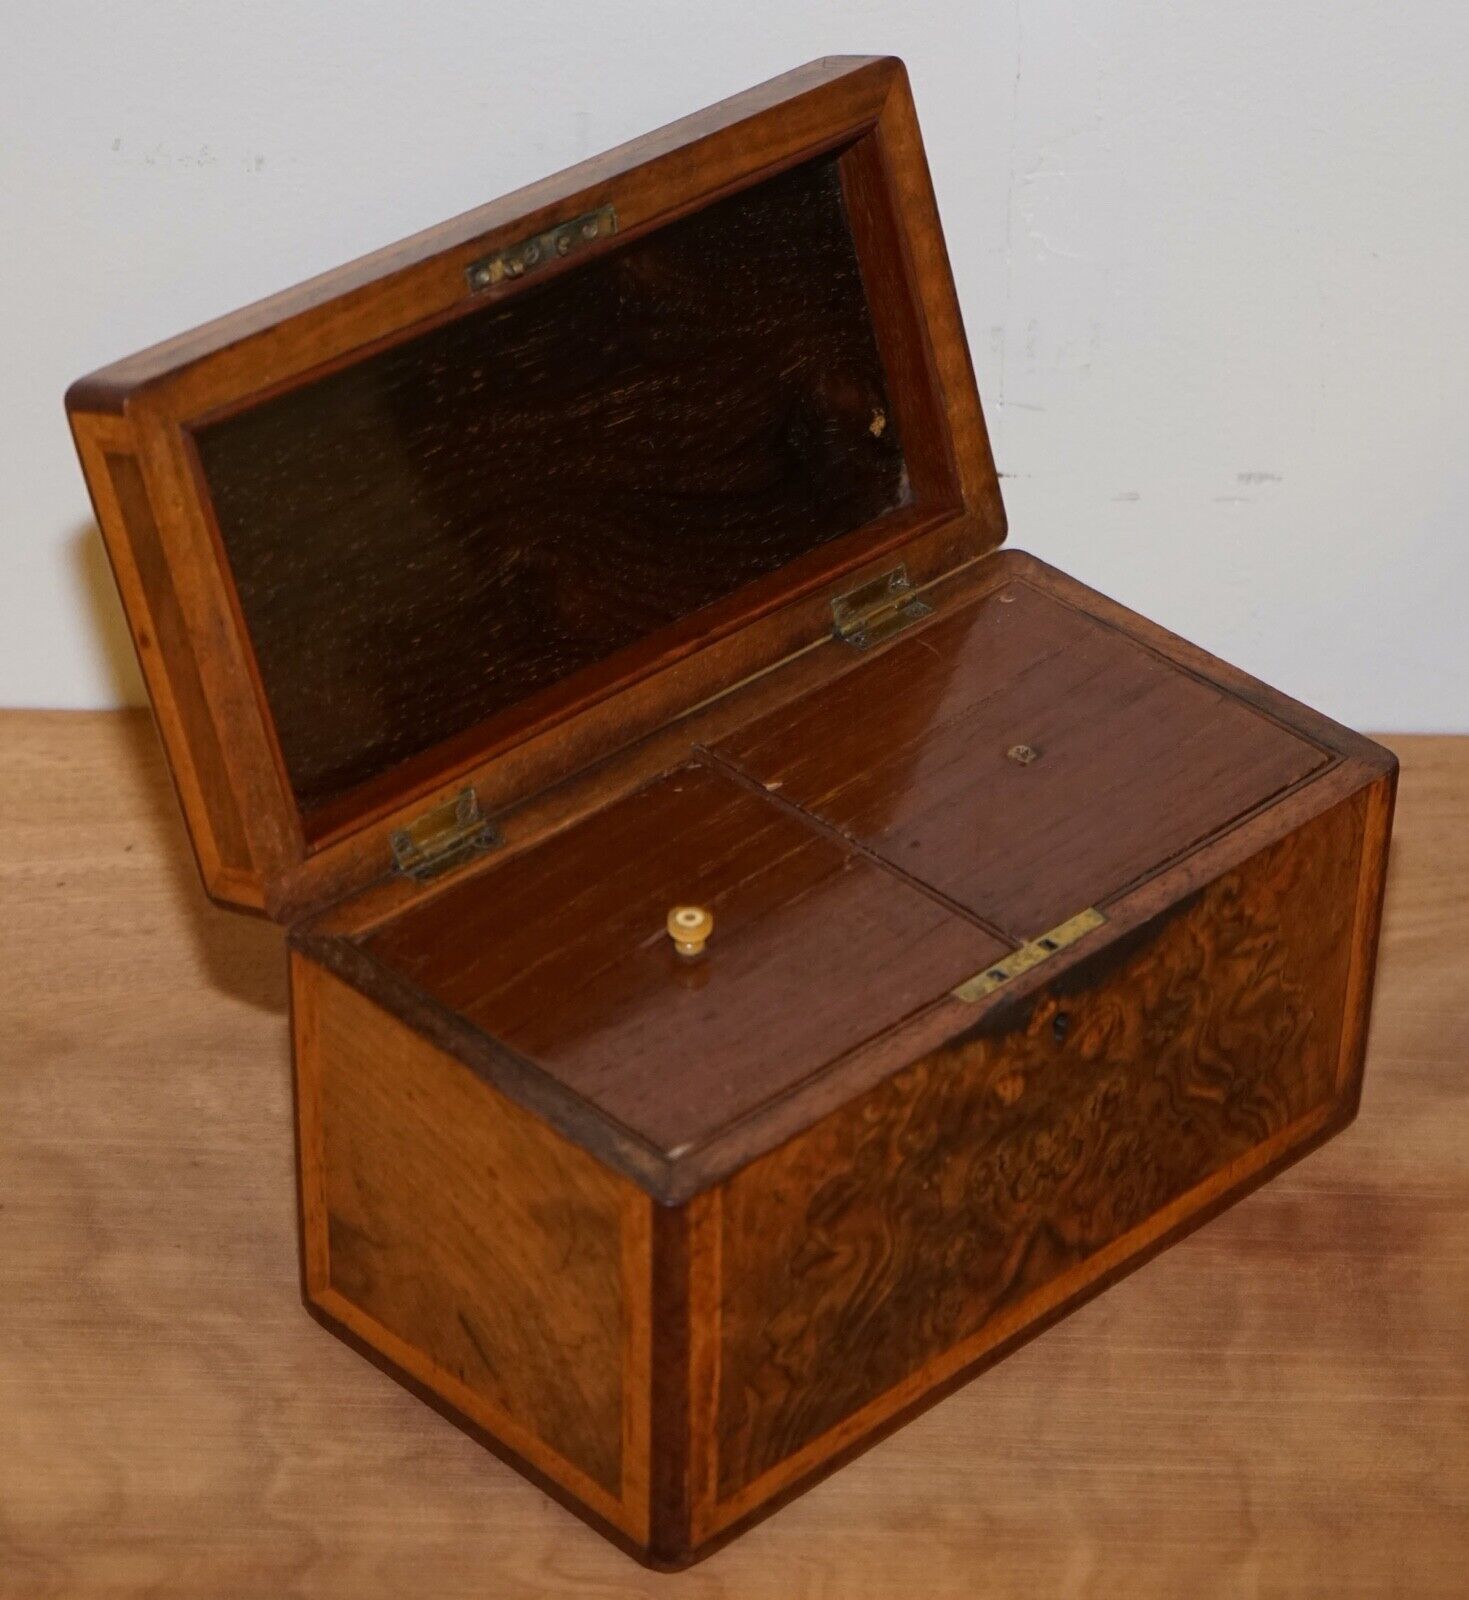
[67,57,1003,917]
[326,759,1013,1199]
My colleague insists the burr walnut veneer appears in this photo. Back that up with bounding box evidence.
[66,58,1395,1568]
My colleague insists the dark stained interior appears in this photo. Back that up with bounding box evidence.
[192,153,908,820]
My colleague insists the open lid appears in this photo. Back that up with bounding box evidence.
[67,57,1004,918]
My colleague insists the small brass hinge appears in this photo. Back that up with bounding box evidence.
[831,564,933,650]
[952,907,1107,1004]
[390,787,500,882]
[465,205,618,292]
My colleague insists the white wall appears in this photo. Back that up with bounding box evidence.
[4,1,1465,727]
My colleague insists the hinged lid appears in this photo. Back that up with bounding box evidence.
[66,56,1004,920]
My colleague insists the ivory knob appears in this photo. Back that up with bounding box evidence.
[667,904,714,957]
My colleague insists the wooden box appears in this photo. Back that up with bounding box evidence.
[66,58,1395,1568]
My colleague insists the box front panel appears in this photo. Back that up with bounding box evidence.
[293,961,652,1542]
[698,791,1368,1537]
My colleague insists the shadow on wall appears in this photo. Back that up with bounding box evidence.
[69,519,286,1018]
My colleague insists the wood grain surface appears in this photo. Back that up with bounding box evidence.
[713,576,1330,937]
[66,58,1004,917]
[194,153,905,819]
[302,962,642,1515]
[1,710,1464,1598]
[711,794,1363,1505]
[358,760,1007,1158]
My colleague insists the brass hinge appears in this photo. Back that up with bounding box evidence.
[831,564,933,650]
[952,908,1107,1004]
[465,205,618,292]
[390,787,500,882]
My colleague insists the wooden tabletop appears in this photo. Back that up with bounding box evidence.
[2,711,1465,1599]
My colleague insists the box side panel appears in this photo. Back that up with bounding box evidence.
[1333,765,1397,1112]
[693,788,1370,1544]
[291,956,652,1544]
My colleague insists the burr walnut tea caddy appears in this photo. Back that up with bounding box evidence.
[66,58,1395,1568]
